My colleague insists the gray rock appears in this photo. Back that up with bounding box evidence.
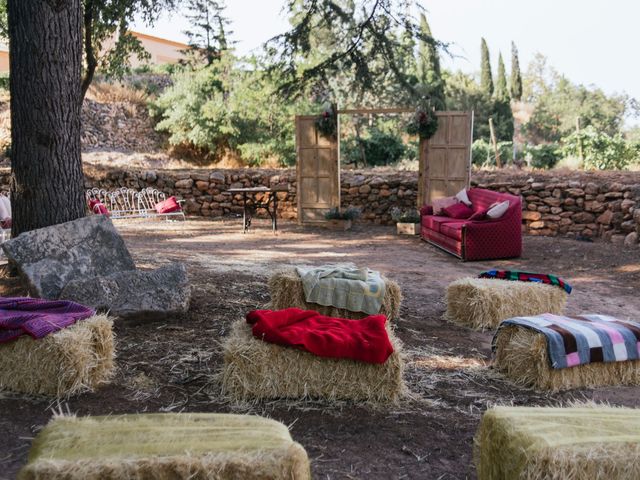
[60,263,190,321]
[2,215,136,299]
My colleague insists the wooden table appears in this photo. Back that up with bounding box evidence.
[227,186,289,233]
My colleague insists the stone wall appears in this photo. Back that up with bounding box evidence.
[473,177,640,246]
[0,167,639,245]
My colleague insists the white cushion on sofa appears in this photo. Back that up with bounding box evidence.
[455,188,472,206]
[487,200,510,219]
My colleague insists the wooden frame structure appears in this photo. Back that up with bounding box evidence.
[295,108,473,225]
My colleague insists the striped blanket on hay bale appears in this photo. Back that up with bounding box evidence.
[446,271,570,331]
[19,413,311,480]
[475,406,640,480]
[493,313,640,391]
[268,267,402,321]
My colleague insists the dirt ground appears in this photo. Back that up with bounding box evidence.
[1,218,640,480]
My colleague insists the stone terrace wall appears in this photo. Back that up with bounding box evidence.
[473,176,640,246]
[0,167,638,245]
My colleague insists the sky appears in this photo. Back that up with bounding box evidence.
[133,0,640,125]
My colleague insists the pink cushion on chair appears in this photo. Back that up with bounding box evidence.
[442,203,473,219]
[155,196,182,214]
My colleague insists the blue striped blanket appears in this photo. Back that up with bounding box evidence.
[493,314,640,369]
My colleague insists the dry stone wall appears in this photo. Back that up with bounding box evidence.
[0,167,638,245]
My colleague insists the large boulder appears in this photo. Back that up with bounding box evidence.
[59,263,190,321]
[2,215,136,299]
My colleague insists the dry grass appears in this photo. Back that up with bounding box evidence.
[474,405,640,480]
[268,269,402,321]
[493,325,640,391]
[18,413,311,480]
[87,82,148,105]
[445,278,567,331]
[221,320,405,405]
[0,315,115,398]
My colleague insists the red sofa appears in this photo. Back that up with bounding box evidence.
[420,188,522,261]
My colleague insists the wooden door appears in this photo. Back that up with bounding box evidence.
[418,111,474,207]
[296,115,340,224]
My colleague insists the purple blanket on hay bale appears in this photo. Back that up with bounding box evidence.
[0,297,95,344]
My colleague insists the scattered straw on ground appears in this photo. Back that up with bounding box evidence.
[268,269,402,321]
[18,412,310,480]
[221,320,405,404]
[0,315,115,398]
[445,278,567,331]
[493,325,640,391]
[474,405,640,480]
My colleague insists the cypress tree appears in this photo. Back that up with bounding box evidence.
[480,37,493,96]
[510,41,523,101]
[496,52,509,100]
[417,13,445,108]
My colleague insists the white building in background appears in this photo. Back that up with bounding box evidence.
[0,32,188,73]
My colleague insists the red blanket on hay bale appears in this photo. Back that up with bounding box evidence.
[246,308,393,364]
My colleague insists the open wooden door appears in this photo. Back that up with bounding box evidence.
[418,111,474,207]
[295,115,340,225]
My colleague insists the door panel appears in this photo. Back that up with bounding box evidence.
[418,111,473,207]
[296,116,339,224]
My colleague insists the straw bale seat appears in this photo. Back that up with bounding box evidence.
[268,269,402,321]
[475,406,640,480]
[18,413,310,480]
[493,323,640,391]
[222,320,405,404]
[445,278,567,331]
[0,315,114,398]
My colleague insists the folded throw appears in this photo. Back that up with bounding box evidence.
[246,308,394,364]
[0,297,96,344]
[493,313,640,369]
[479,270,572,294]
[296,265,386,315]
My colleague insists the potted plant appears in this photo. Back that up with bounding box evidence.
[390,207,421,235]
[324,207,360,231]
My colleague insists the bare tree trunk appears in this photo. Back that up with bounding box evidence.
[81,0,98,100]
[8,0,86,237]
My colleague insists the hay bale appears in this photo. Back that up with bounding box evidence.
[493,325,640,391]
[222,320,405,404]
[475,406,640,480]
[445,278,567,331]
[19,413,311,480]
[0,315,115,398]
[268,269,402,321]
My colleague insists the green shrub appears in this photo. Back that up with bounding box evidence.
[561,126,639,170]
[341,129,405,167]
[0,72,9,91]
[523,143,561,169]
[472,139,514,167]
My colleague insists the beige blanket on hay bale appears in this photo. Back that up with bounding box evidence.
[222,320,405,404]
[475,406,640,480]
[446,278,567,331]
[19,413,311,480]
[0,315,114,398]
[493,324,640,391]
[268,269,402,321]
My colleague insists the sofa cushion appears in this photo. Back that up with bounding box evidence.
[421,215,459,233]
[443,203,473,219]
[432,196,459,215]
[440,222,465,241]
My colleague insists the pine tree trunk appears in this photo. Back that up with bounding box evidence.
[8,0,85,237]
